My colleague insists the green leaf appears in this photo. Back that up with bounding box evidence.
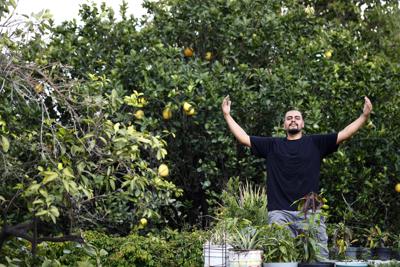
[1,135,9,152]
[99,249,108,256]
[63,167,74,178]
[32,199,44,205]
[42,171,58,184]
[25,183,41,195]
[49,206,60,217]
[110,179,116,191]
[50,213,56,224]
[36,210,48,216]
[82,187,93,199]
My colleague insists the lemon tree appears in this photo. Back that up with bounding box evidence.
[0,2,183,253]
[1,0,400,243]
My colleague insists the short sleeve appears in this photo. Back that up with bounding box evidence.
[311,133,339,158]
[250,136,275,158]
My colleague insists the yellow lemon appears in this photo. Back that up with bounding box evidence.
[185,107,196,116]
[205,51,212,61]
[140,218,148,226]
[395,183,400,193]
[183,102,192,112]
[322,204,329,209]
[183,47,194,57]
[34,84,44,93]
[162,107,172,120]
[324,50,333,59]
[158,164,169,177]
[134,110,144,120]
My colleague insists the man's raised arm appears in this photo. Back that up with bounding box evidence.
[221,95,251,147]
[337,96,373,144]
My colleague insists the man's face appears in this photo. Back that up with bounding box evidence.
[284,110,304,135]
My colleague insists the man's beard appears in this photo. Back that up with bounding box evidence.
[287,128,301,135]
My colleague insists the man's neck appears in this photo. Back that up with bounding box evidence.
[286,132,302,140]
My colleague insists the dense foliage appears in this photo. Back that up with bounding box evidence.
[1,0,400,264]
[1,229,206,266]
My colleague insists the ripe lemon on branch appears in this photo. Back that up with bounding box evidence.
[140,218,148,226]
[395,183,400,193]
[162,107,172,120]
[134,110,144,120]
[183,47,194,57]
[182,102,196,116]
[158,164,169,177]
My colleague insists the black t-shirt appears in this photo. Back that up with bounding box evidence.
[250,133,339,211]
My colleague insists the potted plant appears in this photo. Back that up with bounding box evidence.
[205,177,269,267]
[294,192,333,267]
[203,222,232,267]
[262,223,298,267]
[330,222,368,267]
[365,225,392,260]
[228,226,264,267]
[331,222,356,259]
[296,214,333,267]
[331,222,368,261]
[392,234,400,260]
[217,177,269,227]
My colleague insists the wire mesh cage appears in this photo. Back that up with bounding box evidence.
[203,239,231,267]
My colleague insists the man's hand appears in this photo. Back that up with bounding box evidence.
[221,95,231,116]
[363,96,373,117]
[221,95,250,146]
[337,96,373,144]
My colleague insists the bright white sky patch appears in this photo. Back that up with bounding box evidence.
[14,0,146,25]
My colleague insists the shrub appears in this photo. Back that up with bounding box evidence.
[0,229,207,266]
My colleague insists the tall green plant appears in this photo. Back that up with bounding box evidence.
[262,224,298,263]
[218,177,268,227]
[228,226,264,250]
[296,212,326,263]
[365,225,391,249]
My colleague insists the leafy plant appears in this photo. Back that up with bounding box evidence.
[218,177,268,227]
[0,229,206,266]
[294,192,324,218]
[365,225,391,249]
[331,222,357,259]
[228,226,263,250]
[210,178,268,249]
[262,223,298,263]
[1,0,400,251]
[374,261,400,267]
[393,234,400,252]
[296,212,326,263]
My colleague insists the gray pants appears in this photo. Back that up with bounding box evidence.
[268,210,329,259]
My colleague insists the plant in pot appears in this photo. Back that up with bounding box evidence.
[262,223,299,267]
[332,223,368,267]
[207,177,268,267]
[296,214,332,267]
[203,221,232,267]
[228,225,264,267]
[331,222,354,259]
[392,234,400,260]
[365,225,392,260]
[217,177,268,227]
[294,192,334,267]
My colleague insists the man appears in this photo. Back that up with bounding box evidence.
[221,95,373,258]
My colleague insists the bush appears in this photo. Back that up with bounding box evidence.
[0,229,207,267]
